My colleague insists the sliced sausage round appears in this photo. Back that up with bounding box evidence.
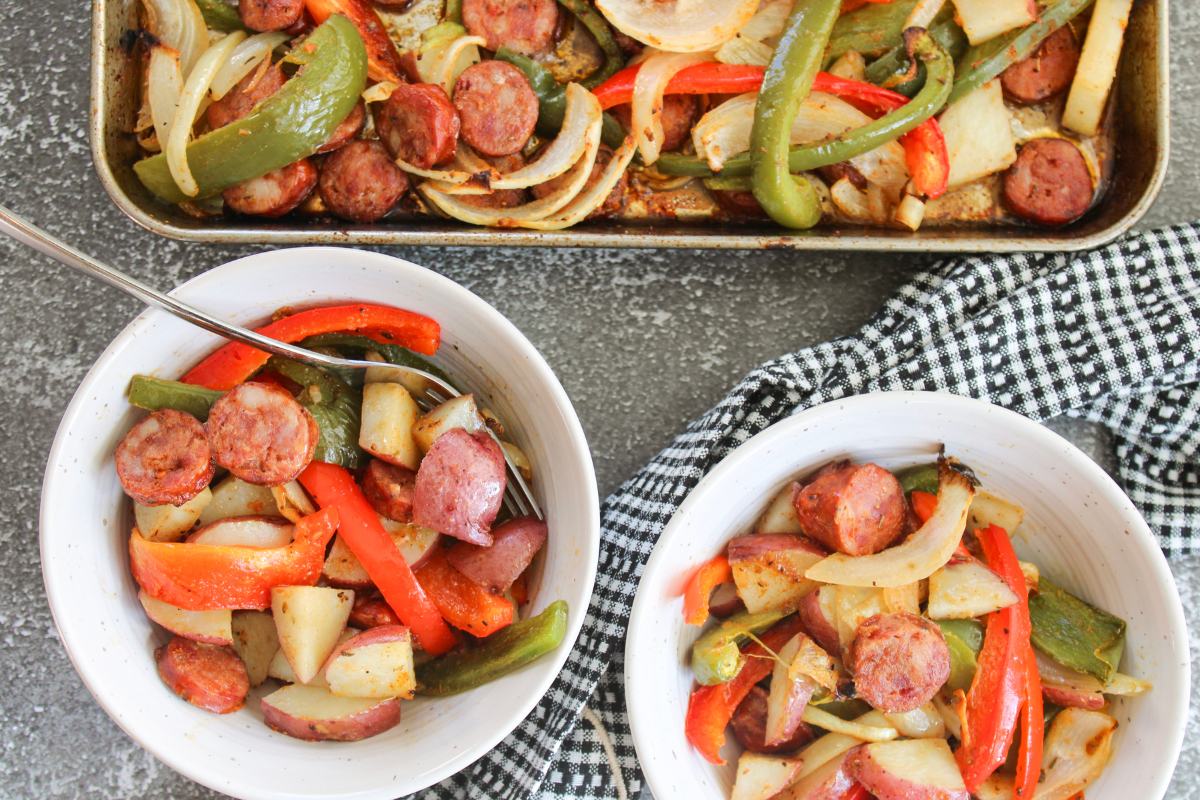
[530,144,629,217]
[412,428,506,546]
[731,686,815,755]
[1003,137,1094,226]
[116,409,214,507]
[793,462,906,556]
[155,636,250,714]
[361,458,416,522]
[611,93,700,154]
[238,0,304,31]
[223,158,317,218]
[316,101,366,155]
[374,82,460,169]
[206,62,287,130]
[206,382,318,486]
[462,0,558,56]
[318,139,410,223]
[711,188,768,220]
[446,515,547,594]
[349,592,402,629]
[849,612,950,713]
[453,61,539,157]
[1001,25,1080,105]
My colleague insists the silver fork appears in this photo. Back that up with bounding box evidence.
[0,206,542,521]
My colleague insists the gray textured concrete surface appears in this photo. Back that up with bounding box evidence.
[0,1,1196,798]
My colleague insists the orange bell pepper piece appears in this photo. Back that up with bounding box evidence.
[303,0,405,84]
[130,507,339,610]
[415,550,516,639]
[682,555,732,626]
[911,489,938,524]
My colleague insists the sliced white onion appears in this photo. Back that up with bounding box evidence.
[595,0,759,53]
[806,461,975,587]
[209,32,288,100]
[800,706,899,742]
[739,0,793,42]
[490,83,602,190]
[140,0,208,76]
[883,703,946,739]
[362,80,399,105]
[631,50,710,164]
[436,35,485,96]
[1104,671,1152,695]
[165,31,247,197]
[715,35,774,67]
[906,0,947,30]
[147,44,184,152]
[518,135,637,230]
[978,709,1118,800]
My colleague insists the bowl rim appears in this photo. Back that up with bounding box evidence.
[39,246,600,799]
[624,390,1189,800]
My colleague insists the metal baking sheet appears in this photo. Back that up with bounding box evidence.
[90,0,1169,251]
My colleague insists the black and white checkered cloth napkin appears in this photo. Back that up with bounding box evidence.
[418,222,1200,800]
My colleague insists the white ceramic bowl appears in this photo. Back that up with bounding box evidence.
[40,247,599,800]
[626,391,1188,800]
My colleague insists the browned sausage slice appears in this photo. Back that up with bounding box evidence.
[412,428,506,546]
[206,382,318,486]
[349,592,403,629]
[223,159,318,217]
[849,612,950,713]
[156,636,250,714]
[446,515,547,594]
[206,63,287,130]
[1001,25,1080,105]
[793,462,906,556]
[731,686,815,755]
[361,459,416,522]
[116,409,214,507]
[239,0,304,31]
[453,61,539,157]
[460,153,530,209]
[374,83,460,169]
[462,0,559,56]
[1003,138,1094,226]
[318,139,410,223]
[316,101,366,154]
[610,93,699,154]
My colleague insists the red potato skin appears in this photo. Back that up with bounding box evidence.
[1042,684,1106,711]
[787,749,860,800]
[847,745,968,800]
[412,428,506,546]
[850,613,951,714]
[707,582,744,618]
[155,636,249,714]
[322,624,411,670]
[792,461,906,556]
[797,588,841,658]
[239,0,304,30]
[730,686,815,755]
[261,693,401,741]
[115,409,215,507]
[361,459,416,522]
[445,515,547,594]
[186,515,293,545]
[206,382,319,486]
[726,533,826,563]
[349,593,402,629]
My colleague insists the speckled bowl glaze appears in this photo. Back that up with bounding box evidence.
[625,391,1188,800]
[39,247,599,800]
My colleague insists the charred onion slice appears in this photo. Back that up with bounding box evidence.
[632,50,710,164]
[140,0,208,75]
[595,0,759,53]
[805,461,975,588]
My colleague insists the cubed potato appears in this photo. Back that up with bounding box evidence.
[413,394,485,453]
[967,490,1024,535]
[729,535,824,614]
[139,590,232,645]
[951,0,1036,44]
[261,684,401,742]
[271,586,354,684]
[849,739,968,800]
[271,480,316,523]
[231,610,279,687]
[777,750,855,800]
[927,559,1019,620]
[322,521,440,587]
[134,487,212,542]
[267,627,358,687]
[363,350,432,398]
[940,80,1017,190]
[359,383,421,470]
[187,516,293,547]
[324,625,416,699]
[199,476,278,526]
[754,482,804,535]
[731,752,801,800]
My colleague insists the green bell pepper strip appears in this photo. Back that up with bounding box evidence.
[691,609,787,686]
[195,0,245,32]
[659,30,953,188]
[268,357,366,469]
[948,0,1095,104]
[827,0,920,62]
[495,48,626,149]
[127,374,223,420]
[937,618,984,692]
[443,0,463,24]
[134,15,367,203]
[554,0,624,89]
[1029,577,1126,683]
[749,0,841,230]
[416,600,568,696]
[895,462,940,495]
[863,14,967,96]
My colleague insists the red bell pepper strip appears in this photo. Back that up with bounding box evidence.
[303,0,405,84]
[182,303,441,391]
[957,524,1036,793]
[685,615,806,764]
[414,549,516,638]
[590,65,948,198]
[682,555,733,626]
[130,507,339,610]
[299,462,457,655]
[910,489,938,524]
